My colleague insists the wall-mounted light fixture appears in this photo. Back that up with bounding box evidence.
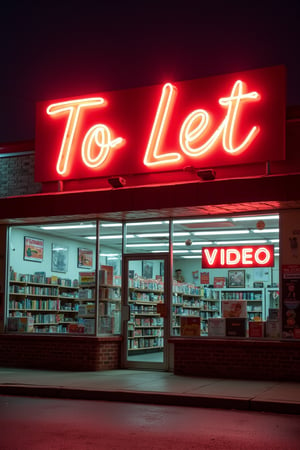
[197,169,216,181]
[108,177,126,188]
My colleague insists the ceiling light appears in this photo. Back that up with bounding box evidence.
[101,223,122,227]
[182,255,202,259]
[270,239,279,243]
[173,250,190,253]
[173,241,213,246]
[174,218,228,224]
[193,230,249,236]
[41,224,96,230]
[252,228,279,233]
[232,215,279,221]
[126,243,168,247]
[174,232,191,236]
[136,233,169,238]
[214,239,268,244]
[127,221,167,226]
[86,234,135,240]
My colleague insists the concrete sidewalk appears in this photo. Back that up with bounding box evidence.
[0,367,300,415]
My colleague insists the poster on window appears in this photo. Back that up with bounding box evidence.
[222,300,247,318]
[282,265,300,339]
[24,237,44,262]
[51,244,68,273]
[78,248,93,268]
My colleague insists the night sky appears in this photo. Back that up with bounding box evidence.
[0,1,299,143]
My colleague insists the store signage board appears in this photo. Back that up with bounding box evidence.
[202,245,274,268]
[35,65,285,182]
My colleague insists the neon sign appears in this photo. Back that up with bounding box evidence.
[35,65,285,183]
[201,245,274,268]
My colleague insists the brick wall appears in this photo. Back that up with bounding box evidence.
[170,338,300,381]
[0,335,122,371]
[0,154,41,197]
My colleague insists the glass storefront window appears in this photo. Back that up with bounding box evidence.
[6,214,282,340]
[124,221,170,254]
[98,221,122,335]
[7,221,97,334]
[172,214,280,339]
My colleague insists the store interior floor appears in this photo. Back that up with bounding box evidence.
[127,351,163,362]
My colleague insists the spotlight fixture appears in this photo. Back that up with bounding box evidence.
[108,177,126,188]
[197,169,216,181]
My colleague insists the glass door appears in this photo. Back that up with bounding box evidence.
[122,254,170,370]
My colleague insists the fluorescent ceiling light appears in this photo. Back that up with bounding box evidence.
[270,239,279,243]
[126,243,168,247]
[182,255,202,259]
[136,233,169,238]
[107,257,119,260]
[190,250,203,253]
[274,247,279,251]
[252,228,279,233]
[173,241,213,246]
[41,224,95,230]
[193,230,249,236]
[86,234,134,240]
[127,221,167,226]
[173,250,190,254]
[214,239,267,244]
[101,223,122,227]
[232,215,279,221]
[274,253,280,256]
[100,253,119,257]
[151,250,169,253]
[174,218,228,224]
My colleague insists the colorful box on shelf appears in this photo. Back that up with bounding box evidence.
[265,320,281,338]
[180,316,201,336]
[222,300,247,319]
[208,318,226,337]
[249,321,265,338]
[7,317,34,332]
[226,318,247,337]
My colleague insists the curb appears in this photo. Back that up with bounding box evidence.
[1,385,299,415]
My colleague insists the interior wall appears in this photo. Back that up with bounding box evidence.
[9,228,96,281]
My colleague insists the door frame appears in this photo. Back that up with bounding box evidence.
[121,253,171,370]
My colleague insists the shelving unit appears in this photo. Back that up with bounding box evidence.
[8,278,80,333]
[172,285,221,336]
[99,284,121,334]
[128,280,164,352]
[220,288,265,321]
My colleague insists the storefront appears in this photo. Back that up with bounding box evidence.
[0,65,300,380]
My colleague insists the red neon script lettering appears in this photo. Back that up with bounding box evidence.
[143,83,181,166]
[47,98,106,175]
[82,125,124,168]
[47,98,124,176]
[179,80,260,157]
[220,80,260,153]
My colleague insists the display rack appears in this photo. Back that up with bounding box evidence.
[98,284,121,334]
[8,278,80,333]
[220,288,265,321]
[128,278,164,352]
